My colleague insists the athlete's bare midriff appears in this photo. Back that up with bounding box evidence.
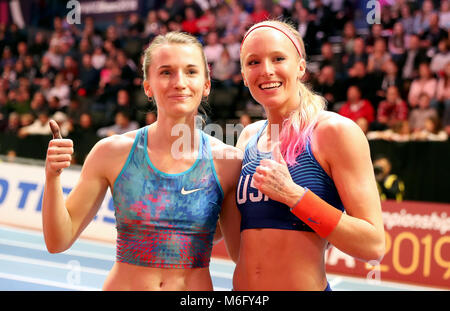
[102,261,214,290]
[233,229,328,291]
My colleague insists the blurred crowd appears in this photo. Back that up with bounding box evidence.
[0,0,449,164]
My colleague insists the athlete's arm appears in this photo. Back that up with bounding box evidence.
[213,223,223,244]
[43,130,118,253]
[314,115,385,262]
[211,138,243,263]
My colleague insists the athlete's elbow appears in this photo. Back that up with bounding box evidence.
[229,251,240,264]
[45,243,66,254]
[44,236,70,254]
[362,237,386,263]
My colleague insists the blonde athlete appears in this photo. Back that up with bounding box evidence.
[233,20,385,291]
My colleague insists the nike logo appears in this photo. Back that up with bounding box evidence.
[181,187,203,195]
[307,217,320,225]
[242,161,257,170]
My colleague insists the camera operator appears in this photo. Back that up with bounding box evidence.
[373,155,405,202]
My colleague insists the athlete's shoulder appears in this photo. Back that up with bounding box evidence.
[315,111,362,138]
[87,128,140,160]
[236,119,266,151]
[205,132,243,163]
[314,111,368,156]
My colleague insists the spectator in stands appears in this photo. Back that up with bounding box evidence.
[181,0,203,20]
[413,0,436,36]
[378,60,403,100]
[312,65,345,112]
[35,55,57,84]
[30,91,48,115]
[68,112,99,164]
[409,92,439,132]
[388,22,407,65]
[341,21,357,56]
[1,63,16,86]
[376,85,409,131]
[346,61,378,105]
[440,0,450,29]
[408,62,438,108]
[310,0,334,41]
[96,110,139,138]
[29,31,48,58]
[293,7,318,55]
[143,10,160,39]
[160,0,183,22]
[211,49,239,88]
[0,46,15,69]
[339,85,375,124]
[91,47,106,71]
[250,0,270,24]
[181,7,200,35]
[227,2,251,37]
[421,12,448,51]
[399,3,415,34]
[43,44,63,71]
[365,23,385,55]
[223,32,241,63]
[47,73,70,108]
[1,111,20,157]
[434,61,450,109]
[113,14,128,39]
[400,35,429,83]
[196,8,216,36]
[18,110,51,138]
[16,41,28,63]
[410,115,448,141]
[7,88,30,115]
[367,38,392,76]
[204,31,224,66]
[114,89,137,121]
[116,50,137,85]
[60,55,78,85]
[430,39,450,75]
[319,41,344,79]
[23,55,38,82]
[4,111,20,135]
[373,155,405,202]
[343,37,368,72]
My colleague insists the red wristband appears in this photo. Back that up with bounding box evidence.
[290,188,343,238]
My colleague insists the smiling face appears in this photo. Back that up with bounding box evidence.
[143,43,210,118]
[240,26,305,112]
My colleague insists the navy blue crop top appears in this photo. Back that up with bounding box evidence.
[236,121,345,232]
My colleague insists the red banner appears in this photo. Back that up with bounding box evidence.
[325,200,450,289]
[212,200,450,289]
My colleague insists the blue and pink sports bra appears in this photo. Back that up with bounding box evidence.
[112,127,224,268]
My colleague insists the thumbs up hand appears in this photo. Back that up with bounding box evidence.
[45,120,73,177]
[252,143,305,206]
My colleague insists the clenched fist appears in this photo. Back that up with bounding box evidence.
[45,120,73,177]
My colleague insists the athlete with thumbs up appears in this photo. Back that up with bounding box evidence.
[232,20,385,291]
[42,32,242,291]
